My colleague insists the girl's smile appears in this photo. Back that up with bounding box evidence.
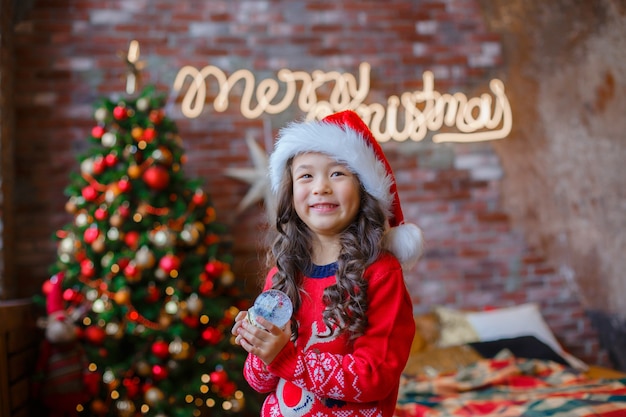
[310,202,339,212]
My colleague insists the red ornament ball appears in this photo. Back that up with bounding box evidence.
[94,207,108,221]
[118,204,131,218]
[113,105,128,120]
[151,340,170,360]
[123,262,140,281]
[92,157,106,175]
[143,127,157,143]
[80,259,96,278]
[82,185,99,202]
[221,380,237,397]
[149,109,164,124]
[204,260,225,278]
[158,254,180,274]
[91,125,105,139]
[84,325,106,345]
[201,327,222,344]
[192,190,206,205]
[104,153,119,167]
[151,364,168,381]
[117,257,130,270]
[83,226,100,244]
[198,280,214,297]
[123,230,140,250]
[62,288,78,303]
[210,369,228,386]
[142,166,170,190]
[182,315,199,328]
[118,178,132,193]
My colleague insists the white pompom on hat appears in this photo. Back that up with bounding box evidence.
[268,110,423,269]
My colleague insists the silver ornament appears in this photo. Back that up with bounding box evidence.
[80,158,94,175]
[101,132,117,147]
[136,97,149,112]
[94,107,108,122]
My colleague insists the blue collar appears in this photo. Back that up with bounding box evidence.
[307,262,338,278]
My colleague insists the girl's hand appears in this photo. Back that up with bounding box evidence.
[231,310,248,340]
[235,315,292,366]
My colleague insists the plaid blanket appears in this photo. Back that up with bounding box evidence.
[396,351,626,417]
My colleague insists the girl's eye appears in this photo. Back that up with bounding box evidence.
[331,170,347,177]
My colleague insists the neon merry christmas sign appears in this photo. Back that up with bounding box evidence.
[172,62,511,143]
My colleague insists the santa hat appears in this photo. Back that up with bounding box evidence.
[268,110,423,269]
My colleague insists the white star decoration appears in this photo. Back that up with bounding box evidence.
[224,134,275,218]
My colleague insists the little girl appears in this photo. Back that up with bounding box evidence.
[232,110,423,417]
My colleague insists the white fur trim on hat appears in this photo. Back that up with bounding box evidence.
[269,120,394,214]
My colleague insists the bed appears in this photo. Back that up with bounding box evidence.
[396,304,626,417]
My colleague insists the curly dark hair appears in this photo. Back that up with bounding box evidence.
[266,157,387,341]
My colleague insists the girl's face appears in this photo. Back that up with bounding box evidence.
[291,152,361,241]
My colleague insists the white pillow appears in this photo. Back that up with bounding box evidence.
[465,303,587,370]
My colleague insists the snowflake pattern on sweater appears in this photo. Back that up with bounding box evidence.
[243,253,415,417]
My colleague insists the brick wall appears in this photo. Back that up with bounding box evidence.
[0,0,16,300]
[8,0,608,366]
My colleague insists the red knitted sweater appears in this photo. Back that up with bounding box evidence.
[244,252,415,417]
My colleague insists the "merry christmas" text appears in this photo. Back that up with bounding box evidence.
[172,62,511,143]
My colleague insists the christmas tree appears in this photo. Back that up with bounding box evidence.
[34,85,261,417]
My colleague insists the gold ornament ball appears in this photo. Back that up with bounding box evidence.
[158,313,173,328]
[91,236,106,253]
[221,270,235,286]
[114,287,131,305]
[135,360,151,377]
[131,127,144,140]
[65,198,77,214]
[110,213,123,228]
[128,164,142,179]
[153,147,173,166]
